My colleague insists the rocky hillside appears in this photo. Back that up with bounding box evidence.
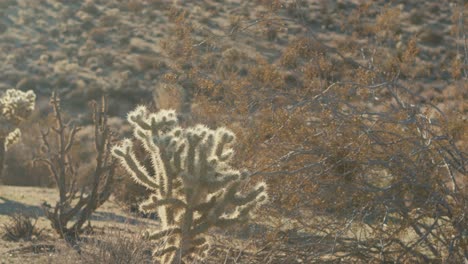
[0,0,465,118]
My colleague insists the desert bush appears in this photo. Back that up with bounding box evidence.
[112,107,268,263]
[36,93,116,247]
[0,89,36,179]
[151,2,467,262]
[1,213,43,242]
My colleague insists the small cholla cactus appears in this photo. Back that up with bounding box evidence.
[113,107,267,264]
[0,89,36,176]
[0,89,36,124]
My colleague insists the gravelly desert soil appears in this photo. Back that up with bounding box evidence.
[0,185,158,264]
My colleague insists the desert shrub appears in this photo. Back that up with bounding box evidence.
[150,2,467,262]
[1,213,44,242]
[36,93,116,247]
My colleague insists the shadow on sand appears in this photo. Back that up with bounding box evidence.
[90,211,151,225]
[0,197,44,217]
[0,197,154,226]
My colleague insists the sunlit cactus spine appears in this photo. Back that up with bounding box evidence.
[0,89,36,177]
[112,106,267,264]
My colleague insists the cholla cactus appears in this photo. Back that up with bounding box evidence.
[0,89,36,124]
[112,106,267,263]
[0,89,36,176]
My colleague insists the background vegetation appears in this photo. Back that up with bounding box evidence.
[0,0,466,263]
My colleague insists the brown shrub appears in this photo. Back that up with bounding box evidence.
[150,2,467,262]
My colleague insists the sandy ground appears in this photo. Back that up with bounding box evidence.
[0,185,158,263]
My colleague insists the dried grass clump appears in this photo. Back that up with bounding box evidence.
[280,37,317,68]
[79,229,153,264]
[1,214,43,242]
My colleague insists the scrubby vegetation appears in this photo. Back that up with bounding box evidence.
[35,93,115,248]
[0,0,466,263]
[1,213,43,242]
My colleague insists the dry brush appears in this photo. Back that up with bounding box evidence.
[36,93,116,248]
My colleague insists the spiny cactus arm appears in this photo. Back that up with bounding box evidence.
[191,236,207,246]
[191,206,244,235]
[218,149,234,162]
[184,129,235,187]
[213,128,236,160]
[112,139,159,190]
[228,201,264,226]
[195,137,212,181]
[140,195,186,213]
[147,226,182,240]
[197,183,266,228]
[231,182,268,206]
[203,170,240,192]
[185,131,205,179]
[186,237,210,258]
[4,128,21,151]
[194,194,218,212]
[171,142,186,173]
[154,245,178,257]
[149,110,178,132]
[127,105,152,130]
[211,202,258,229]
[134,128,170,187]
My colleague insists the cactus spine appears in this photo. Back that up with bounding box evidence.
[0,89,36,177]
[112,107,267,263]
